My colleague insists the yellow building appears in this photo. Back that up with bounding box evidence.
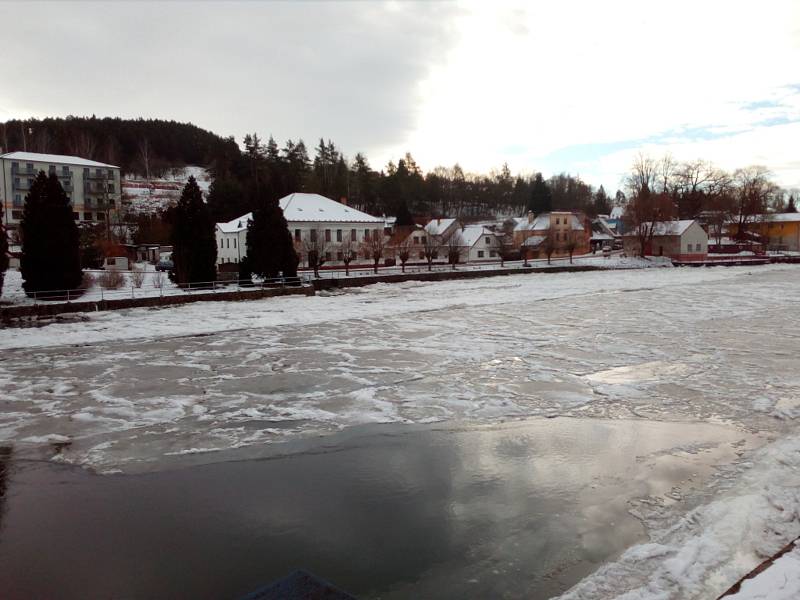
[755,214,800,251]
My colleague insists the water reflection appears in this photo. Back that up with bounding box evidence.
[0,418,749,600]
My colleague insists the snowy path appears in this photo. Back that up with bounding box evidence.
[1,263,800,598]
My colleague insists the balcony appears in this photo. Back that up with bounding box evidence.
[83,170,113,181]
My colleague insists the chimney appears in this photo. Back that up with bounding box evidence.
[437,218,441,225]
[527,210,534,224]
[340,196,348,206]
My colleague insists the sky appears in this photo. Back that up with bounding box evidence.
[1,0,799,193]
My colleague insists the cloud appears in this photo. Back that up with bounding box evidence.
[0,1,461,160]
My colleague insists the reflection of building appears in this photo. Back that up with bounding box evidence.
[623,220,708,261]
[513,211,591,257]
[0,151,121,233]
[216,193,385,266]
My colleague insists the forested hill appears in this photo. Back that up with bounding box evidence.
[0,117,240,176]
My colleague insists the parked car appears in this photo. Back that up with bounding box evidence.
[155,258,174,272]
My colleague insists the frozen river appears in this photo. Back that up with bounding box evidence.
[0,264,799,598]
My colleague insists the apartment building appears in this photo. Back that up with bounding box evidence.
[0,151,121,235]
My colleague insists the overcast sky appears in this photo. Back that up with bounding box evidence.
[1,0,799,192]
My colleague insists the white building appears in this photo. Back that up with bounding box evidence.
[0,151,121,234]
[453,224,503,262]
[216,193,385,266]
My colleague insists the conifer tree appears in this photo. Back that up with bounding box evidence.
[0,209,8,297]
[527,172,552,214]
[20,172,82,296]
[246,185,299,280]
[787,195,797,213]
[169,176,217,285]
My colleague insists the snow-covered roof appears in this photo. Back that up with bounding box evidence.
[217,193,384,233]
[423,218,457,235]
[218,213,252,234]
[609,206,625,220]
[0,151,118,169]
[280,193,383,223]
[514,214,550,232]
[514,212,584,232]
[623,220,697,237]
[766,213,800,223]
[456,225,497,247]
[522,235,546,247]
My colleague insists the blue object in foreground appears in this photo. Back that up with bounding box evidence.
[238,569,358,600]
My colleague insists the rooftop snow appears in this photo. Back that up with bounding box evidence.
[423,218,457,235]
[280,193,383,223]
[217,193,384,233]
[766,213,800,223]
[0,151,118,169]
[649,220,697,236]
[514,213,584,232]
[457,225,498,247]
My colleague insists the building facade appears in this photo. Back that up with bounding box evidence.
[623,220,708,261]
[513,211,591,257]
[216,193,386,267]
[0,152,121,237]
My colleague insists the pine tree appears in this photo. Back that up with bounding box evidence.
[787,195,797,213]
[20,172,82,296]
[593,185,611,215]
[0,208,8,297]
[168,176,217,285]
[246,185,299,280]
[527,172,552,214]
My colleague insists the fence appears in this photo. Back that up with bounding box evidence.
[25,275,312,305]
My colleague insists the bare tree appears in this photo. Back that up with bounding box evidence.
[565,231,578,264]
[138,138,152,180]
[421,224,439,271]
[303,227,328,278]
[361,230,387,274]
[731,166,778,240]
[542,227,557,264]
[68,131,97,159]
[396,236,413,272]
[446,230,465,270]
[340,237,357,276]
[623,192,676,257]
[703,189,736,246]
[625,153,660,198]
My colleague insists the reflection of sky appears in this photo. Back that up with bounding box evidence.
[0,418,745,599]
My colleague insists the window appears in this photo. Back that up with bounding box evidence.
[310,229,317,242]
[696,243,701,251]
[220,239,224,248]
[336,229,342,242]
[11,162,18,170]
[97,212,105,221]
[107,183,115,193]
[421,236,426,244]
[419,251,425,259]
[490,251,497,257]
[107,258,116,265]
[364,229,370,240]
[83,167,89,176]
[325,251,332,261]
[107,169,113,178]
[13,177,19,187]
[337,251,343,261]
[226,238,230,248]
[294,229,301,242]
[485,237,491,244]
[62,166,69,175]
[478,250,485,258]
[73,212,79,220]
[413,236,420,244]
[351,229,357,241]
[556,217,560,225]
[687,244,692,252]
[48,165,56,174]
[233,238,237,248]
[13,194,22,207]
[555,233,560,241]
[12,210,23,220]
[325,229,331,242]
[84,212,92,221]
[96,168,102,177]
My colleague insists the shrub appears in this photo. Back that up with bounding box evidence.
[130,266,145,288]
[98,269,125,289]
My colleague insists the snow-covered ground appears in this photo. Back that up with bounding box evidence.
[2,263,800,598]
[122,165,212,215]
[725,545,800,599]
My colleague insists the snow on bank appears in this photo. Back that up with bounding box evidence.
[557,433,800,600]
[725,545,800,599]
[2,263,796,351]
